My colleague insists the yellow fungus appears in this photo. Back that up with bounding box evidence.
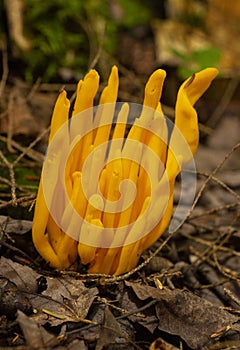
[32,66,218,275]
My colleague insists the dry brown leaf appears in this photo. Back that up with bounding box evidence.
[0,256,39,293]
[0,216,32,235]
[155,289,239,349]
[0,257,98,326]
[125,281,165,301]
[96,308,123,350]
[0,277,33,318]
[126,282,240,349]
[31,276,98,326]
[17,310,59,349]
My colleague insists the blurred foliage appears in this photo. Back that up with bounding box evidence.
[173,47,221,79]
[22,0,87,81]
[1,0,223,82]
[2,0,152,82]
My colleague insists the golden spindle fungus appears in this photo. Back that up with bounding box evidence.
[32,66,218,275]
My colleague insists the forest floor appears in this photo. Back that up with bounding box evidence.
[0,29,240,350]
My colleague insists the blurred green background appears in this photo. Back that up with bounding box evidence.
[1,0,229,83]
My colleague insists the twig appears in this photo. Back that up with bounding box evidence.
[0,175,37,194]
[4,0,31,51]
[67,298,158,337]
[197,171,240,200]
[189,228,233,268]
[0,194,35,209]
[116,299,158,320]
[187,143,240,219]
[0,151,17,205]
[180,230,240,258]
[88,22,105,70]
[1,240,37,264]
[189,201,239,220]
[7,89,15,152]
[0,39,9,100]
[188,220,219,232]
[224,288,240,307]
[13,126,50,166]
[39,83,76,92]
[213,252,240,282]
[25,77,42,102]
[0,135,44,163]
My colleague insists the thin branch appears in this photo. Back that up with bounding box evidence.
[0,194,35,209]
[0,135,44,163]
[189,201,239,221]
[0,39,9,100]
[13,126,50,166]
[0,151,17,205]
[7,89,15,152]
[197,171,240,200]
[187,143,240,219]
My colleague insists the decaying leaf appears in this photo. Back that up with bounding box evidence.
[17,310,59,349]
[0,256,39,293]
[119,282,158,334]
[0,215,32,235]
[0,277,32,318]
[125,281,164,301]
[65,339,88,350]
[155,289,239,349]
[0,257,98,326]
[126,281,240,349]
[29,278,98,326]
[96,308,124,350]
[31,275,99,326]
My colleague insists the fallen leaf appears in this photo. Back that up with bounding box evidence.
[31,276,98,326]
[155,289,239,349]
[42,275,98,318]
[0,216,32,235]
[126,282,240,349]
[17,310,59,349]
[0,256,39,293]
[0,277,32,318]
[121,282,159,334]
[0,257,98,326]
[96,308,123,350]
[125,281,164,300]
[0,82,55,140]
[65,339,88,350]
